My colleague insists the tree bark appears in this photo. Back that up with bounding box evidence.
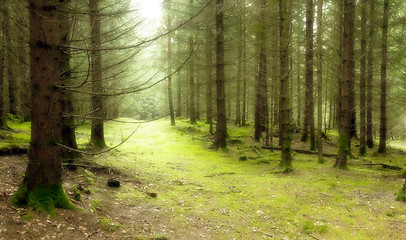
[89,0,106,148]
[235,0,243,126]
[189,37,197,124]
[214,0,227,149]
[335,0,355,169]
[366,0,375,149]
[254,0,268,142]
[0,1,8,128]
[378,0,389,154]
[59,0,79,159]
[279,0,293,172]
[206,24,213,134]
[302,0,315,152]
[13,0,74,214]
[316,0,324,163]
[167,0,175,126]
[5,1,22,116]
[359,0,367,156]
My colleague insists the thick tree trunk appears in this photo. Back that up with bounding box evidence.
[316,0,324,163]
[335,0,355,169]
[359,0,367,156]
[167,0,175,126]
[214,0,227,149]
[13,0,74,214]
[0,1,8,128]
[366,0,375,149]
[378,0,389,154]
[59,0,79,159]
[302,0,315,152]
[89,0,106,148]
[279,0,293,172]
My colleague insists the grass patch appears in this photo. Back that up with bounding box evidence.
[75,119,406,239]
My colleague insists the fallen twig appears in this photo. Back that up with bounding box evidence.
[252,146,261,156]
[361,163,402,170]
[204,172,235,177]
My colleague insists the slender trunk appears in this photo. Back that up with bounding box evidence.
[335,0,354,169]
[235,0,243,126]
[89,0,106,148]
[214,0,227,149]
[316,0,324,163]
[0,1,8,128]
[279,0,293,172]
[206,26,213,134]
[59,0,79,159]
[359,0,367,155]
[167,0,175,126]
[366,0,375,148]
[176,45,182,117]
[5,1,21,116]
[189,37,197,124]
[378,0,389,154]
[302,0,315,152]
[241,0,247,126]
[254,0,268,142]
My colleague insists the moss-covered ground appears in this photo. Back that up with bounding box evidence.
[1,118,406,239]
[75,118,406,239]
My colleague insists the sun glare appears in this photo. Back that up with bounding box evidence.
[131,0,163,25]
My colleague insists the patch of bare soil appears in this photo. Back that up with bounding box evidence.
[0,155,171,240]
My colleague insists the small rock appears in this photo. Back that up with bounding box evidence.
[107,179,120,188]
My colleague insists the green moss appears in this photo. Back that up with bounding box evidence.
[303,219,328,235]
[99,217,120,231]
[72,185,82,201]
[21,213,35,221]
[400,168,406,179]
[12,184,75,216]
[359,145,366,156]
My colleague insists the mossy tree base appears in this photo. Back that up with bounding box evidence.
[12,183,75,216]
[396,180,406,202]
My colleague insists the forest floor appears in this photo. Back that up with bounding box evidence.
[1,118,406,239]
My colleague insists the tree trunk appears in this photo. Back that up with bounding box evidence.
[302,0,315,153]
[241,1,247,126]
[5,1,22,116]
[366,0,375,149]
[206,25,213,134]
[254,0,268,142]
[189,37,197,124]
[89,0,106,148]
[0,1,8,128]
[214,0,227,149]
[378,0,389,154]
[316,0,324,163]
[235,0,243,126]
[176,44,182,117]
[359,0,367,156]
[13,0,74,214]
[279,0,293,172]
[59,0,79,160]
[335,0,355,169]
[167,0,175,126]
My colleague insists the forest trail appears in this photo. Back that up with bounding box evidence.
[1,119,406,239]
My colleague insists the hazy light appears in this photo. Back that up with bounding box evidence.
[131,0,163,35]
